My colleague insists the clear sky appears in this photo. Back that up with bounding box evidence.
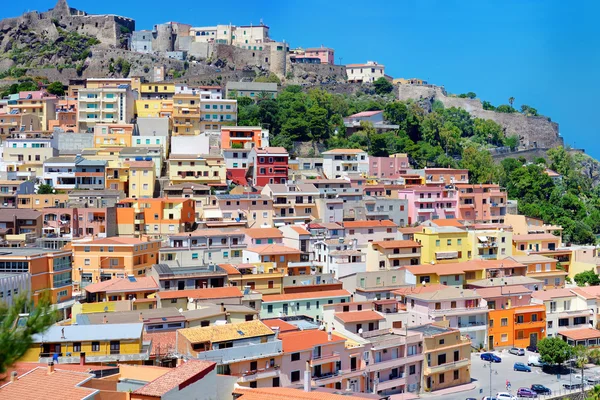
[4,1,600,158]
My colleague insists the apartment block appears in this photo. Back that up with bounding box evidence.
[168,154,226,186]
[261,183,319,227]
[322,149,369,179]
[7,90,58,130]
[115,198,195,236]
[222,126,269,150]
[78,84,135,132]
[249,147,289,187]
[456,184,507,223]
[365,240,422,271]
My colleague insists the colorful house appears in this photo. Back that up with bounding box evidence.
[365,240,422,271]
[221,126,269,150]
[115,198,195,236]
[249,147,289,187]
[260,290,352,321]
[414,225,471,264]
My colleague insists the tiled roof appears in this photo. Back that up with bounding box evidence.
[144,331,177,357]
[572,286,600,299]
[178,320,273,343]
[254,147,289,154]
[262,319,300,333]
[290,226,311,235]
[83,276,159,294]
[429,219,465,228]
[244,244,301,255]
[157,286,242,300]
[512,233,560,241]
[474,285,532,299]
[279,330,345,353]
[531,288,577,301]
[244,228,284,239]
[133,360,216,397]
[335,310,384,323]
[347,110,383,118]
[0,363,113,384]
[218,263,242,275]
[371,240,421,249]
[262,289,351,303]
[0,367,97,400]
[343,220,397,228]
[559,328,600,341]
[392,284,448,296]
[72,237,154,246]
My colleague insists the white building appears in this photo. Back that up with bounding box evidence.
[314,237,366,279]
[78,84,136,132]
[190,24,270,48]
[531,288,597,338]
[346,61,386,83]
[322,148,369,179]
[0,272,31,307]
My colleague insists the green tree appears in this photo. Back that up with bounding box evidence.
[482,101,496,111]
[460,146,499,183]
[508,96,515,109]
[520,104,538,116]
[46,81,65,96]
[504,135,519,150]
[538,337,573,365]
[384,102,408,127]
[574,270,600,287]
[373,77,393,95]
[496,104,515,113]
[473,118,504,146]
[36,184,54,194]
[0,294,56,373]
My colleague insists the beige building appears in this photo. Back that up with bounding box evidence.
[127,161,155,198]
[260,183,319,227]
[0,134,58,180]
[346,61,385,83]
[78,83,135,132]
[467,227,513,261]
[172,93,201,135]
[6,91,58,131]
[365,240,422,271]
[168,155,226,186]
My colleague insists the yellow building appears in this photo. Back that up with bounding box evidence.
[135,99,174,118]
[133,81,175,118]
[365,240,422,271]
[93,123,135,148]
[512,233,561,255]
[168,155,226,186]
[414,324,471,392]
[21,323,149,364]
[414,226,471,264]
[127,161,155,198]
[17,194,69,209]
[7,91,58,131]
[172,93,201,135]
[220,262,284,295]
[467,228,513,260]
[106,160,130,192]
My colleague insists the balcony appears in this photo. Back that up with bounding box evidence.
[39,342,151,364]
[388,252,421,259]
[312,370,344,385]
[514,320,545,329]
[477,242,498,248]
[458,321,488,332]
[430,306,488,317]
[310,352,340,367]
[425,358,470,375]
[416,198,437,203]
[557,309,592,318]
[195,340,282,364]
[459,203,475,208]
[377,375,407,391]
[478,254,498,260]
[417,208,435,213]
[366,353,423,373]
[235,366,280,383]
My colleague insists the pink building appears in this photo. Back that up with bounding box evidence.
[243,227,284,247]
[398,186,458,224]
[424,168,469,185]
[305,47,335,64]
[455,184,507,223]
[369,154,410,179]
[343,220,397,244]
[474,285,533,308]
[41,207,116,239]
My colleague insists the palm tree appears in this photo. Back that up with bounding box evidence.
[508,97,515,110]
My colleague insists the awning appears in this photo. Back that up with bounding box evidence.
[202,209,223,219]
[478,236,488,242]
[436,251,458,260]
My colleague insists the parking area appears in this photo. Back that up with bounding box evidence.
[433,349,600,400]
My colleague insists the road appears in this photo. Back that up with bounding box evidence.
[434,349,599,400]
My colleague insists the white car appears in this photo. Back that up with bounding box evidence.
[496,392,517,400]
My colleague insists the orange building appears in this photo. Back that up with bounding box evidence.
[487,304,546,350]
[221,126,268,150]
[48,98,78,132]
[71,237,161,289]
[242,244,304,275]
[115,198,195,236]
[456,184,507,224]
[93,123,135,148]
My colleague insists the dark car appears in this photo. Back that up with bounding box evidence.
[563,383,583,390]
[514,362,531,372]
[517,388,537,398]
[481,353,502,362]
[526,345,538,353]
[530,385,551,395]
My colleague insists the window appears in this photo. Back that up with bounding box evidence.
[268,280,274,289]
[436,240,440,247]
[447,239,452,245]
[439,339,445,345]
[558,318,569,327]
[454,370,459,380]
[439,373,445,383]
[501,318,508,327]
[457,239,462,245]
[409,365,416,375]
[267,305,273,313]
[291,370,300,382]
[574,316,587,325]
[91,341,100,351]
[489,319,494,328]
[291,352,300,361]
[73,342,81,352]
[501,334,508,342]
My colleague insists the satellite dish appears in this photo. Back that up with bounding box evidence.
[188,297,194,303]
[132,297,137,302]
[358,328,363,334]
[179,308,183,313]
[319,325,325,331]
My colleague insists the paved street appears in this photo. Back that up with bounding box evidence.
[429,349,600,400]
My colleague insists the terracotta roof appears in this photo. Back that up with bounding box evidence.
[243,228,284,239]
[371,240,421,249]
[0,363,113,384]
[72,237,156,246]
[572,286,600,299]
[133,360,216,397]
[262,289,351,303]
[430,219,465,228]
[218,263,242,275]
[559,328,600,341]
[83,276,158,294]
[474,285,532,299]
[254,147,289,155]
[234,387,374,400]
[335,310,385,323]
[178,320,273,343]
[286,226,308,235]
[158,286,242,300]
[279,330,345,353]
[244,244,301,255]
[531,288,576,301]
[347,110,383,118]
[126,161,154,168]
[393,284,448,296]
[513,233,560,241]
[144,331,177,357]
[398,227,423,234]
[262,319,300,333]
[404,286,481,301]
[343,220,397,228]
[0,367,97,400]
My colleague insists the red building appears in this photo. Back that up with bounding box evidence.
[249,147,289,187]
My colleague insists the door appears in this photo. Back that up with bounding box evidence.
[529,333,538,347]
[488,336,494,350]
[272,377,280,387]
[178,281,185,290]
[283,303,288,315]
[351,357,357,371]
[250,361,257,371]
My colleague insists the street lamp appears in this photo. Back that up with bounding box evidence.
[483,360,499,399]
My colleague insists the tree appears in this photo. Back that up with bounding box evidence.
[473,118,504,146]
[373,77,393,95]
[573,269,600,287]
[508,96,515,109]
[520,104,538,116]
[37,184,54,194]
[460,146,499,184]
[46,81,65,96]
[482,101,496,111]
[538,337,573,365]
[496,104,515,113]
[0,293,55,373]
[504,135,519,150]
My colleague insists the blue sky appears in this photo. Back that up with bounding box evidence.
[4,1,600,158]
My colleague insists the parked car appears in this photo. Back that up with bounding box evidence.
[527,356,547,367]
[514,362,532,372]
[482,397,497,400]
[517,388,537,398]
[563,383,583,390]
[526,345,538,353]
[530,385,551,395]
[509,347,525,356]
[481,353,502,362]
[496,392,517,400]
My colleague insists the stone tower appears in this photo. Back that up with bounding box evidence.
[51,0,73,16]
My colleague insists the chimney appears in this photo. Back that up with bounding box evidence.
[103,315,108,324]
[47,362,55,374]
[327,330,332,341]
[303,361,311,392]
[10,371,17,383]
[139,312,143,322]
[271,326,280,339]
[80,352,86,366]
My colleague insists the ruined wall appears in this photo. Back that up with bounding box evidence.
[287,63,347,84]
[397,85,563,150]
[212,43,272,70]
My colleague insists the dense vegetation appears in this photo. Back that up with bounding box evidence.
[237,85,599,245]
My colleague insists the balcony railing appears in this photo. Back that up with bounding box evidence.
[430,306,488,316]
[310,352,340,366]
[426,358,470,374]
